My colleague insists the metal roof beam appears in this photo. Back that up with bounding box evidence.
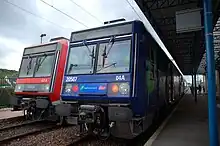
[213,26,220,31]
[167,35,194,39]
[145,0,197,10]
[214,35,220,40]
[165,30,195,38]
[155,16,175,26]
[168,38,193,42]
[137,0,178,57]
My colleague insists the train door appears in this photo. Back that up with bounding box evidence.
[179,76,181,96]
[166,63,173,103]
[146,46,157,113]
[141,34,158,122]
[138,34,149,116]
[165,72,169,104]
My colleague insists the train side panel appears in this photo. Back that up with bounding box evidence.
[131,22,184,137]
[50,40,68,104]
[129,27,171,136]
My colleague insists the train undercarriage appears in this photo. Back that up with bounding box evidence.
[55,103,159,140]
[11,96,58,121]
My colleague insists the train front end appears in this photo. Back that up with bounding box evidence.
[56,21,139,139]
[11,39,68,120]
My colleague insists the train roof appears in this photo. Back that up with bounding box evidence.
[70,20,143,42]
[71,20,141,34]
[24,38,69,50]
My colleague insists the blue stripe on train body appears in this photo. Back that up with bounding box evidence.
[62,73,132,101]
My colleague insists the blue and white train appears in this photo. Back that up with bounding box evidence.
[55,20,185,139]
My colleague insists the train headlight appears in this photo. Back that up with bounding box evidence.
[43,84,50,92]
[65,84,72,93]
[119,83,130,95]
[111,84,119,93]
[15,84,24,92]
[72,84,79,93]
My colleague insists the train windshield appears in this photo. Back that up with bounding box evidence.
[18,54,55,78]
[34,54,55,77]
[66,39,131,75]
[19,56,37,77]
[97,40,131,73]
[67,44,96,74]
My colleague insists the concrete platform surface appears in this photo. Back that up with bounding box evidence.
[0,108,13,112]
[0,110,23,120]
[146,94,220,146]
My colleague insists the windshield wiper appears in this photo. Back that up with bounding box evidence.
[26,56,32,75]
[102,36,115,68]
[68,64,93,74]
[35,54,47,72]
[97,62,117,73]
[82,40,95,68]
[90,47,95,68]
[68,63,77,74]
[83,41,95,58]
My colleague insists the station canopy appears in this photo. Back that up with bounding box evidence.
[135,0,220,75]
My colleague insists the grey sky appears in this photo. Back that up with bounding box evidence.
[0,0,138,70]
[0,0,189,82]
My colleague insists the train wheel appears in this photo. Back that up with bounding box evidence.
[57,116,67,125]
[24,107,36,120]
[97,128,110,140]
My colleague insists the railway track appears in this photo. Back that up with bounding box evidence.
[0,119,59,145]
[66,133,128,146]
[0,116,25,129]
[66,93,188,146]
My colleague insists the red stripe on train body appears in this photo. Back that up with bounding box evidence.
[16,77,51,84]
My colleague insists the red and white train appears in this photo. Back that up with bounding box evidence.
[11,37,69,120]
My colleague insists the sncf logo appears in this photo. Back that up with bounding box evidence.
[98,85,106,90]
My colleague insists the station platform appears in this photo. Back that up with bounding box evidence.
[0,107,13,112]
[0,109,23,120]
[145,92,220,146]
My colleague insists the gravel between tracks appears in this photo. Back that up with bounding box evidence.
[6,126,79,146]
[2,95,183,146]
[73,137,127,146]
[0,122,50,141]
[0,117,25,129]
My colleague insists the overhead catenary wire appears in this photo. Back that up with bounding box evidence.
[39,0,89,28]
[2,0,71,30]
[125,0,142,20]
[69,0,102,24]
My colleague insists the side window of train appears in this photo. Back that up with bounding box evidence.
[143,35,156,80]
[144,47,154,80]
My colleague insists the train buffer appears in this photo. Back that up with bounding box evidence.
[144,93,220,146]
